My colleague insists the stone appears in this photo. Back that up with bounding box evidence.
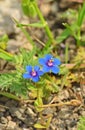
[26,107,36,117]
[6,121,16,129]
[0,0,22,35]
[40,3,51,16]
[42,107,56,115]
[1,117,8,124]
[0,112,4,117]
[6,116,12,121]
[0,123,7,129]
[5,100,18,107]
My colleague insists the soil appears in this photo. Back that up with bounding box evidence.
[0,0,85,130]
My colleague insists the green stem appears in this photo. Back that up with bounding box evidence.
[77,29,81,46]
[13,18,35,47]
[19,24,35,47]
[37,87,41,102]
[65,43,69,64]
[33,2,55,45]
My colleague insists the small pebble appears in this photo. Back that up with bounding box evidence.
[6,121,16,129]
[1,117,8,124]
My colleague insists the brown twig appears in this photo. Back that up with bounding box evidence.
[40,99,81,108]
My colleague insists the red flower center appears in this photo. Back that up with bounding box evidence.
[47,59,53,67]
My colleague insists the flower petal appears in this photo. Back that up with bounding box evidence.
[51,66,60,74]
[32,76,39,82]
[39,58,46,65]
[44,54,53,61]
[42,65,50,73]
[23,73,31,79]
[38,70,44,76]
[54,58,61,65]
[34,66,40,71]
[26,65,32,72]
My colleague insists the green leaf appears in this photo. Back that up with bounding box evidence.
[77,2,85,27]
[63,23,79,33]
[59,65,69,75]
[81,41,85,46]
[56,23,79,44]
[13,54,23,65]
[78,116,85,130]
[0,49,13,61]
[0,34,8,43]
[34,97,44,112]
[21,0,30,16]
[28,85,37,91]
[0,34,8,50]
[0,92,20,101]
[28,3,37,17]
[56,28,71,43]
[0,73,16,90]
[0,72,28,98]
[17,22,46,28]
[46,115,52,128]
[21,0,37,17]
[34,123,46,128]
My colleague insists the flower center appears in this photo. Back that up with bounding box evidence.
[31,70,37,77]
[47,59,53,67]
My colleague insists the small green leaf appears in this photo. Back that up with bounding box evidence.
[34,123,46,128]
[78,116,85,130]
[34,97,44,112]
[56,28,71,43]
[0,34,8,43]
[0,42,7,50]
[59,65,69,75]
[63,23,79,32]
[46,115,52,128]
[0,34,8,50]
[81,41,85,46]
[28,85,37,91]
[0,92,20,101]
[0,49,13,61]
[17,22,45,28]
[28,3,37,17]
[13,54,23,65]
[21,0,37,17]
[21,0,30,16]
[77,2,85,27]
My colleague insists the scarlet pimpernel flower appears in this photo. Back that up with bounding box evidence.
[23,65,44,82]
[39,54,61,74]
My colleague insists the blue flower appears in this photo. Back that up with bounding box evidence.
[39,54,61,74]
[23,65,44,82]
